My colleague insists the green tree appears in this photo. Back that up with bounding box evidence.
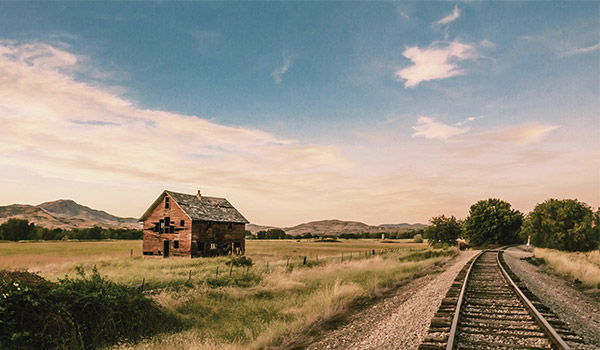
[425,215,463,245]
[464,198,523,246]
[0,219,37,241]
[523,199,599,252]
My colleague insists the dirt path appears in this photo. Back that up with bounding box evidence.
[305,250,478,350]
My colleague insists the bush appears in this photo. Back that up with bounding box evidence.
[464,198,523,246]
[413,234,423,243]
[424,215,462,245]
[523,198,599,252]
[0,267,180,350]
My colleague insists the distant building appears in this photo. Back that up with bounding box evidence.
[140,190,248,257]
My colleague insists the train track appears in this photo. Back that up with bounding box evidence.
[418,249,585,350]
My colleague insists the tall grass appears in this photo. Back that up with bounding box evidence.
[0,240,455,349]
[111,249,453,350]
[534,248,600,288]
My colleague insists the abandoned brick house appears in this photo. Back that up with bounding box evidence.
[140,190,249,258]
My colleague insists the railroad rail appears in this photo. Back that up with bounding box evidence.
[418,248,584,350]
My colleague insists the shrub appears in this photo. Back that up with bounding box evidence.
[464,198,523,246]
[0,267,180,350]
[424,215,462,245]
[413,234,423,243]
[523,198,599,252]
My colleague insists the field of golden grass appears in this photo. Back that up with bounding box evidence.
[533,248,600,288]
[0,239,455,349]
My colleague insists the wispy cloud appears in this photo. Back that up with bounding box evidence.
[412,116,470,141]
[0,41,352,201]
[437,5,460,25]
[271,56,294,84]
[395,40,477,87]
[482,123,559,146]
[567,42,600,56]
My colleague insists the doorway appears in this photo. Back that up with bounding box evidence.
[163,240,170,258]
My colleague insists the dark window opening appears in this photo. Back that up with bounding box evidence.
[143,251,154,256]
[207,222,212,228]
[165,197,170,209]
[228,223,233,230]
[174,240,179,249]
[154,223,160,232]
[170,226,174,233]
[164,217,170,227]
[180,220,185,226]
[198,242,205,251]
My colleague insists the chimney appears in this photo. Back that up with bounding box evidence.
[196,190,202,200]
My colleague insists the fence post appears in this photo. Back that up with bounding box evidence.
[286,258,290,268]
[131,249,133,257]
[266,261,269,273]
[303,256,307,265]
[189,270,191,281]
[140,277,145,292]
[229,263,233,277]
[216,266,219,278]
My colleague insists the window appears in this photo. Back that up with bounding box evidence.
[180,220,185,226]
[207,222,212,229]
[174,240,179,249]
[228,223,233,230]
[154,223,160,232]
[165,197,170,209]
[164,217,170,227]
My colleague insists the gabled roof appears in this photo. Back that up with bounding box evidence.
[139,190,249,224]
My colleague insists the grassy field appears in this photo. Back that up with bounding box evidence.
[0,239,456,349]
[533,248,600,288]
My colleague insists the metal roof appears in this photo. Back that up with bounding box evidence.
[139,190,249,224]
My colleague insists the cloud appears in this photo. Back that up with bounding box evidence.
[437,5,460,25]
[483,123,559,146]
[455,115,485,127]
[271,56,293,84]
[412,116,470,141]
[395,40,477,87]
[0,41,352,198]
[568,42,600,56]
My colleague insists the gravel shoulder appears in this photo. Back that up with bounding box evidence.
[503,245,600,349]
[306,250,479,350]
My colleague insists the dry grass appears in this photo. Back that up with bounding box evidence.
[534,248,600,288]
[0,239,454,350]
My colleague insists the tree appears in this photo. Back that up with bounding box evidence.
[0,219,37,241]
[523,198,599,252]
[464,198,523,246]
[425,215,463,245]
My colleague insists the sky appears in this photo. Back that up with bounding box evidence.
[0,2,598,226]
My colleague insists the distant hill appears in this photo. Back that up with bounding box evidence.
[248,219,426,236]
[0,200,140,230]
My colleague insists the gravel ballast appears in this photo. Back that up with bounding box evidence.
[306,250,479,350]
[503,245,600,349]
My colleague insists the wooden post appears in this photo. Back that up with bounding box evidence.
[131,249,133,257]
[140,278,145,292]
[341,253,344,262]
[246,265,249,276]
[303,256,307,265]
[266,261,269,273]
[216,266,219,278]
[372,249,375,255]
[229,263,233,276]
[286,258,290,268]
[188,270,191,281]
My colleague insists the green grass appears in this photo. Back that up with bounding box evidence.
[0,239,457,350]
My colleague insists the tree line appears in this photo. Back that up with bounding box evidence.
[248,228,423,240]
[425,198,600,252]
[0,219,143,241]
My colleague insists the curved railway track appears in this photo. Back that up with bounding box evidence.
[418,249,585,350]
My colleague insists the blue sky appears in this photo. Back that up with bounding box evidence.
[0,2,598,226]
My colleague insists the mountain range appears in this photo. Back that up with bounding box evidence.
[1,200,426,234]
[0,200,140,229]
[247,219,426,237]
